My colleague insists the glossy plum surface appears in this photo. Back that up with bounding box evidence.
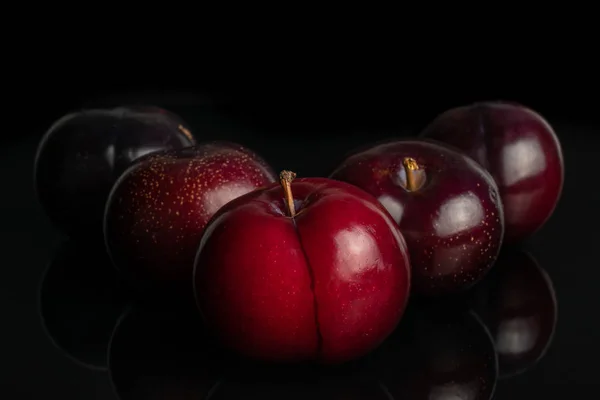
[39,240,127,370]
[34,106,196,239]
[330,140,504,296]
[372,303,499,400]
[194,177,411,363]
[470,248,557,378]
[104,142,276,293]
[420,101,564,242]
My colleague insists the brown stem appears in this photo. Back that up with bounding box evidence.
[178,125,194,142]
[403,157,420,192]
[279,170,297,217]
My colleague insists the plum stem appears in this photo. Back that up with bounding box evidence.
[280,170,297,217]
[177,125,194,142]
[403,157,421,192]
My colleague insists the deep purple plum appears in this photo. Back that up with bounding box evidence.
[372,303,498,400]
[470,248,557,378]
[34,106,195,239]
[330,140,504,296]
[420,101,564,242]
[104,142,276,292]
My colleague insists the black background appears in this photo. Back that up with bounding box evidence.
[4,65,599,399]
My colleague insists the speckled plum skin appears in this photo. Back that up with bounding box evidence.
[330,140,504,296]
[104,142,276,291]
[194,178,411,363]
[34,106,195,239]
[420,101,564,242]
[470,249,557,378]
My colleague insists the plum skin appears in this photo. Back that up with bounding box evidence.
[420,101,564,242]
[330,139,504,296]
[34,106,195,238]
[103,142,277,292]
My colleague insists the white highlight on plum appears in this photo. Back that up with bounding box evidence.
[203,182,257,216]
[377,194,404,224]
[501,138,546,186]
[433,192,484,238]
[127,145,169,161]
[104,143,115,169]
[334,227,381,280]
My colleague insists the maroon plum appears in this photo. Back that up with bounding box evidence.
[330,140,504,296]
[34,106,195,239]
[194,172,411,363]
[420,101,564,242]
[104,142,276,292]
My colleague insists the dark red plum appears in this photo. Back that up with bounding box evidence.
[34,106,196,239]
[330,140,504,296]
[470,248,557,378]
[39,240,128,370]
[104,142,276,293]
[420,101,564,242]
[372,303,498,400]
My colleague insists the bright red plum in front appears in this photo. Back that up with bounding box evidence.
[193,174,411,364]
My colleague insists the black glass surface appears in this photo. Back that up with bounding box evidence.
[3,90,598,399]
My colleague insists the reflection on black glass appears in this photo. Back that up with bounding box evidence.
[108,299,223,399]
[470,248,557,378]
[210,363,390,400]
[371,303,498,400]
[38,240,128,370]
[108,299,392,400]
